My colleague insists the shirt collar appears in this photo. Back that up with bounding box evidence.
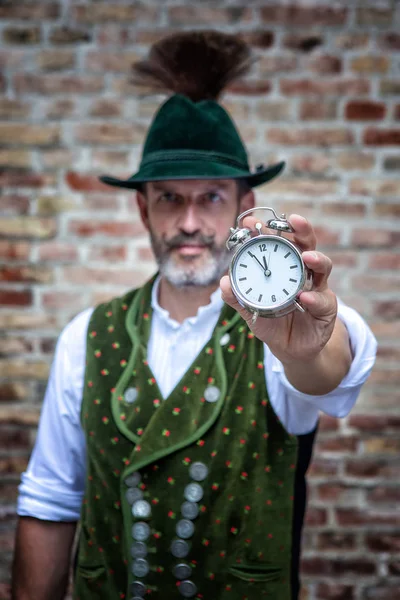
[151,275,224,329]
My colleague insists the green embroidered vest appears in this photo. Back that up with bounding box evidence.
[75,278,298,600]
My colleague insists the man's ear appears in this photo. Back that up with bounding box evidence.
[136,190,150,231]
[239,189,255,214]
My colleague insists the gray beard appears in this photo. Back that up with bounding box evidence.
[150,231,231,288]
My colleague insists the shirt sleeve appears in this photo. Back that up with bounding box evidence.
[265,301,378,435]
[17,308,94,521]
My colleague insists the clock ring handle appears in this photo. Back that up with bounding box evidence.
[236,207,294,234]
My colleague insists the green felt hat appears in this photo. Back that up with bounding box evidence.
[100,94,285,190]
[100,31,285,191]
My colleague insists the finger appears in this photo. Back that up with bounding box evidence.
[302,251,332,291]
[220,275,252,323]
[287,214,317,251]
[298,289,337,319]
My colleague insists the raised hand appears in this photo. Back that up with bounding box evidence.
[220,214,352,395]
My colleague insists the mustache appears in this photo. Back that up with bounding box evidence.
[165,232,215,249]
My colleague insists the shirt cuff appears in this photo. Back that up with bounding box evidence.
[17,473,83,522]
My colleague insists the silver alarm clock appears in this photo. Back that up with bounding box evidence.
[226,207,313,320]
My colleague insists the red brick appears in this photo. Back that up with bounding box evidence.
[0,456,29,475]
[317,533,357,552]
[0,149,31,168]
[91,151,130,170]
[353,274,400,293]
[371,321,400,339]
[69,219,145,238]
[373,301,400,320]
[0,337,33,356]
[267,128,353,146]
[0,216,57,240]
[258,56,297,75]
[266,178,337,197]
[321,202,366,218]
[0,168,47,188]
[351,229,400,248]
[260,5,347,26]
[291,154,330,174]
[65,172,114,193]
[388,563,400,578]
[309,458,339,478]
[0,99,30,120]
[0,289,32,306]
[304,506,327,526]
[301,556,375,576]
[85,51,140,73]
[375,202,400,218]
[0,195,30,216]
[318,415,339,431]
[75,123,146,145]
[227,80,272,96]
[282,34,323,52]
[316,436,358,453]
[13,74,104,95]
[349,415,400,432]
[299,100,337,120]
[0,265,53,284]
[38,242,78,263]
[82,196,121,212]
[89,100,123,118]
[346,458,400,479]
[336,508,400,527]
[40,338,57,354]
[0,3,59,19]
[49,26,92,45]
[0,313,56,330]
[363,128,400,146]
[356,7,394,26]
[0,360,49,380]
[378,33,400,51]
[315,583,354,600]
[37,49,76,71]
[168,6,252,25]
[73,4,159,23]
[363,586,400,599]
[377,346,400,363]
[0,382,29,402]
[369,253,400,270]
[380,80,400,95]
[3,26,41,45]
[239,31,274,49]
[137,247,155,262]
[367,487,400,505]
[335,33,369,50]
[0,241,30,261]
[350,178,400,197]
[351,56,389,74]
[40,291,87,311]
[0,124,59,147]
[62,266,141,287]
[335,152,375,170]
[366,533,400,553]
[280,78,370,96]
[0,428,30,451]
[345,101,386,121]
[308,55,342,75]
[88,245,128,262]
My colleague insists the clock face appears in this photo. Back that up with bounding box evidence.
[231,235,304,310]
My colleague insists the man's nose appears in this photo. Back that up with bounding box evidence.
[177,203,202,234]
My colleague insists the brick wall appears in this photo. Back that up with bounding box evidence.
[0,1,399,598]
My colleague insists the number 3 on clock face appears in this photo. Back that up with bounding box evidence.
[230,235,310,316]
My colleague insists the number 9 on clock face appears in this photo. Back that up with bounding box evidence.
[229,235,312,318]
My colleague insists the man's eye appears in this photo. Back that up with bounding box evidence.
[205,192,222,204]
[159,193,177,203]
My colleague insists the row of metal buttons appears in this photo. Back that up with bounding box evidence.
[126,461,209,598]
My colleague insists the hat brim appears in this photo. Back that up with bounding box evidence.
[99,160,285,191]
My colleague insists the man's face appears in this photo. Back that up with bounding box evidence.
[137,179,254,288]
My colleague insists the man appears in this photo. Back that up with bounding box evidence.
[12,31,376,600]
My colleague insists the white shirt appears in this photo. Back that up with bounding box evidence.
[17,280,377,521]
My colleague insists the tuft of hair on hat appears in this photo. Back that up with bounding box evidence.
[131,30,254,102]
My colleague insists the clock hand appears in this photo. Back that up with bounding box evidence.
[249,251,271,277]
[262,255,268,270]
